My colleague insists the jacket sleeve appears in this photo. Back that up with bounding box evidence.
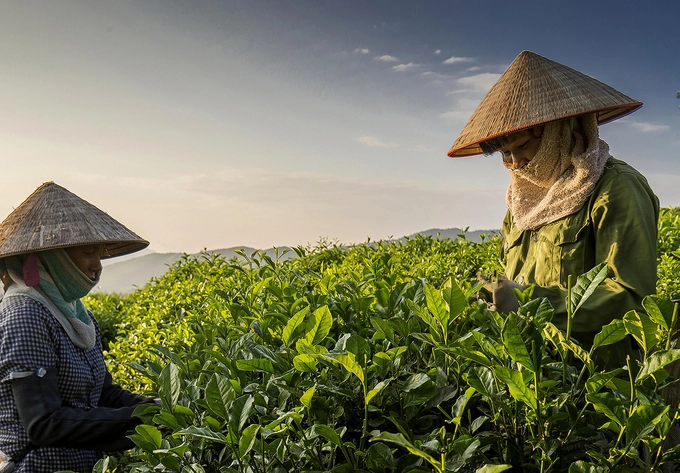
[532,167,659,338]
[10,367,142,451]
[99,370,155,408]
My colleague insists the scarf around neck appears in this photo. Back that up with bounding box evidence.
[505,114,611,231]
[0,249,98,350]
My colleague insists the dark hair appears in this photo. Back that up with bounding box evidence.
[479,135,511,156]
[479,125,546,156]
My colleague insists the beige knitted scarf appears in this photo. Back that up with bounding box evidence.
[505,114,610,231]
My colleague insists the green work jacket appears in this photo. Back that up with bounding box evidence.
[500,158,659,362]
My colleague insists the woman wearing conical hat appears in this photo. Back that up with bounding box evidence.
[449,51,659,369]
[0,182,155,472]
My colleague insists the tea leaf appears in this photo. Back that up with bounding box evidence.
[235,358,274,373]
[637,349,680,380]
[365,442,396,471]
[442,347,492,367]
[467,366,495,398]
[229,395,255,434]
[301,384,316,408]
[304,305,333,345]
[643,295,675,330]
[623,310,659,353]
[179,426,228,443]
[158,363,181,409]
[239,424,261,458]
[501,313,535,372]
[327,352,365,386]
[369,316,396,342]
[309,423,343,447]
[282,306,310,346]
[495,367,536,410]
[371,432,439,469]
[586,393,625,427]
[402,373,431,392]
[131,424,162,450]
[592,319,627,348]
[475,466,512,473]
[585,369,624,394]
[205,374,235,420]
[570,262,608,314]
[366,380,388,406]
[567,462,606,473]
[425,283,449,329]
[443,276,467,321]
[626,404,669,445]
[407,299,440,337]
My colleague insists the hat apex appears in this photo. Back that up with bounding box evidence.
[0,182,149,258]
[448,50,642,157]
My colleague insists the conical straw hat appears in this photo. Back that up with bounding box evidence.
[0,182,149,259]
[448,50,642,157]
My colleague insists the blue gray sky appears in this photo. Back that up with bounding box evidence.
[1,1,678,253]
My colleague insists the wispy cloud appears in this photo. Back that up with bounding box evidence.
[435,49,441,55]
[354,48,370,54]
[439,98,484,123]
[356,135,398,148]
[456,73,502,92]
[392,62,420,72]
[439,110,474,121]
[443,56,475,65]
[624,119,670,132]
[374,55,398,62]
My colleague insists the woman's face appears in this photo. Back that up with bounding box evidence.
[500,126,544,170]
[64,244,105,281]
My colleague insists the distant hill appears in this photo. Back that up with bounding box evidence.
[94,228,498,294]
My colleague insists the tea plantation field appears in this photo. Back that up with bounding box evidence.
[84,207,680,473]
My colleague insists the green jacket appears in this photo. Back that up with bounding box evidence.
[500,158,660,355]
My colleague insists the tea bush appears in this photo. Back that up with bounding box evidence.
[84,212,680,472]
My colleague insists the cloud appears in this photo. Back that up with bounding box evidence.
[443,56,475,65]
[456,72,502,92]
[354,48,370,54]
[439,110,474,122]
[356,135,398,148]
[625,119,670,132]
[374,55,398,62]
[435,49,441,55]
[392,62,420,72]
[439,98,484,123]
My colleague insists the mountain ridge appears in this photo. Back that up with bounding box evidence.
[95,227,499,294]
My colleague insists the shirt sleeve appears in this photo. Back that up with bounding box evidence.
[0,297,60,382]
[532,167,659,337]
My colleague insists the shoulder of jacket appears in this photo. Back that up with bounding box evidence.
[601,157,643,176]
[0,294,52,321]
[597,157,649,187]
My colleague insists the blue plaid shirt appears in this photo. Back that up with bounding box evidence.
[0,295,112,473]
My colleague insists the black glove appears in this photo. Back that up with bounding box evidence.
[99,371,155,408]
[11,367,143,451]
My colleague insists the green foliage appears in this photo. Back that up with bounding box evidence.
[657,206,680,298]
[89,211,680,472]
[83,292,127,350]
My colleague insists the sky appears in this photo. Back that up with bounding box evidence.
[1,0,678,254]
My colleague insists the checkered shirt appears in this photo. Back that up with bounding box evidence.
[0,295,107,473]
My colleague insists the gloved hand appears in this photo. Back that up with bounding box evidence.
[482,275,524,313]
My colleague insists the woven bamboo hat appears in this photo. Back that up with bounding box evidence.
[448,50,642,157]
[0,182,149,259]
